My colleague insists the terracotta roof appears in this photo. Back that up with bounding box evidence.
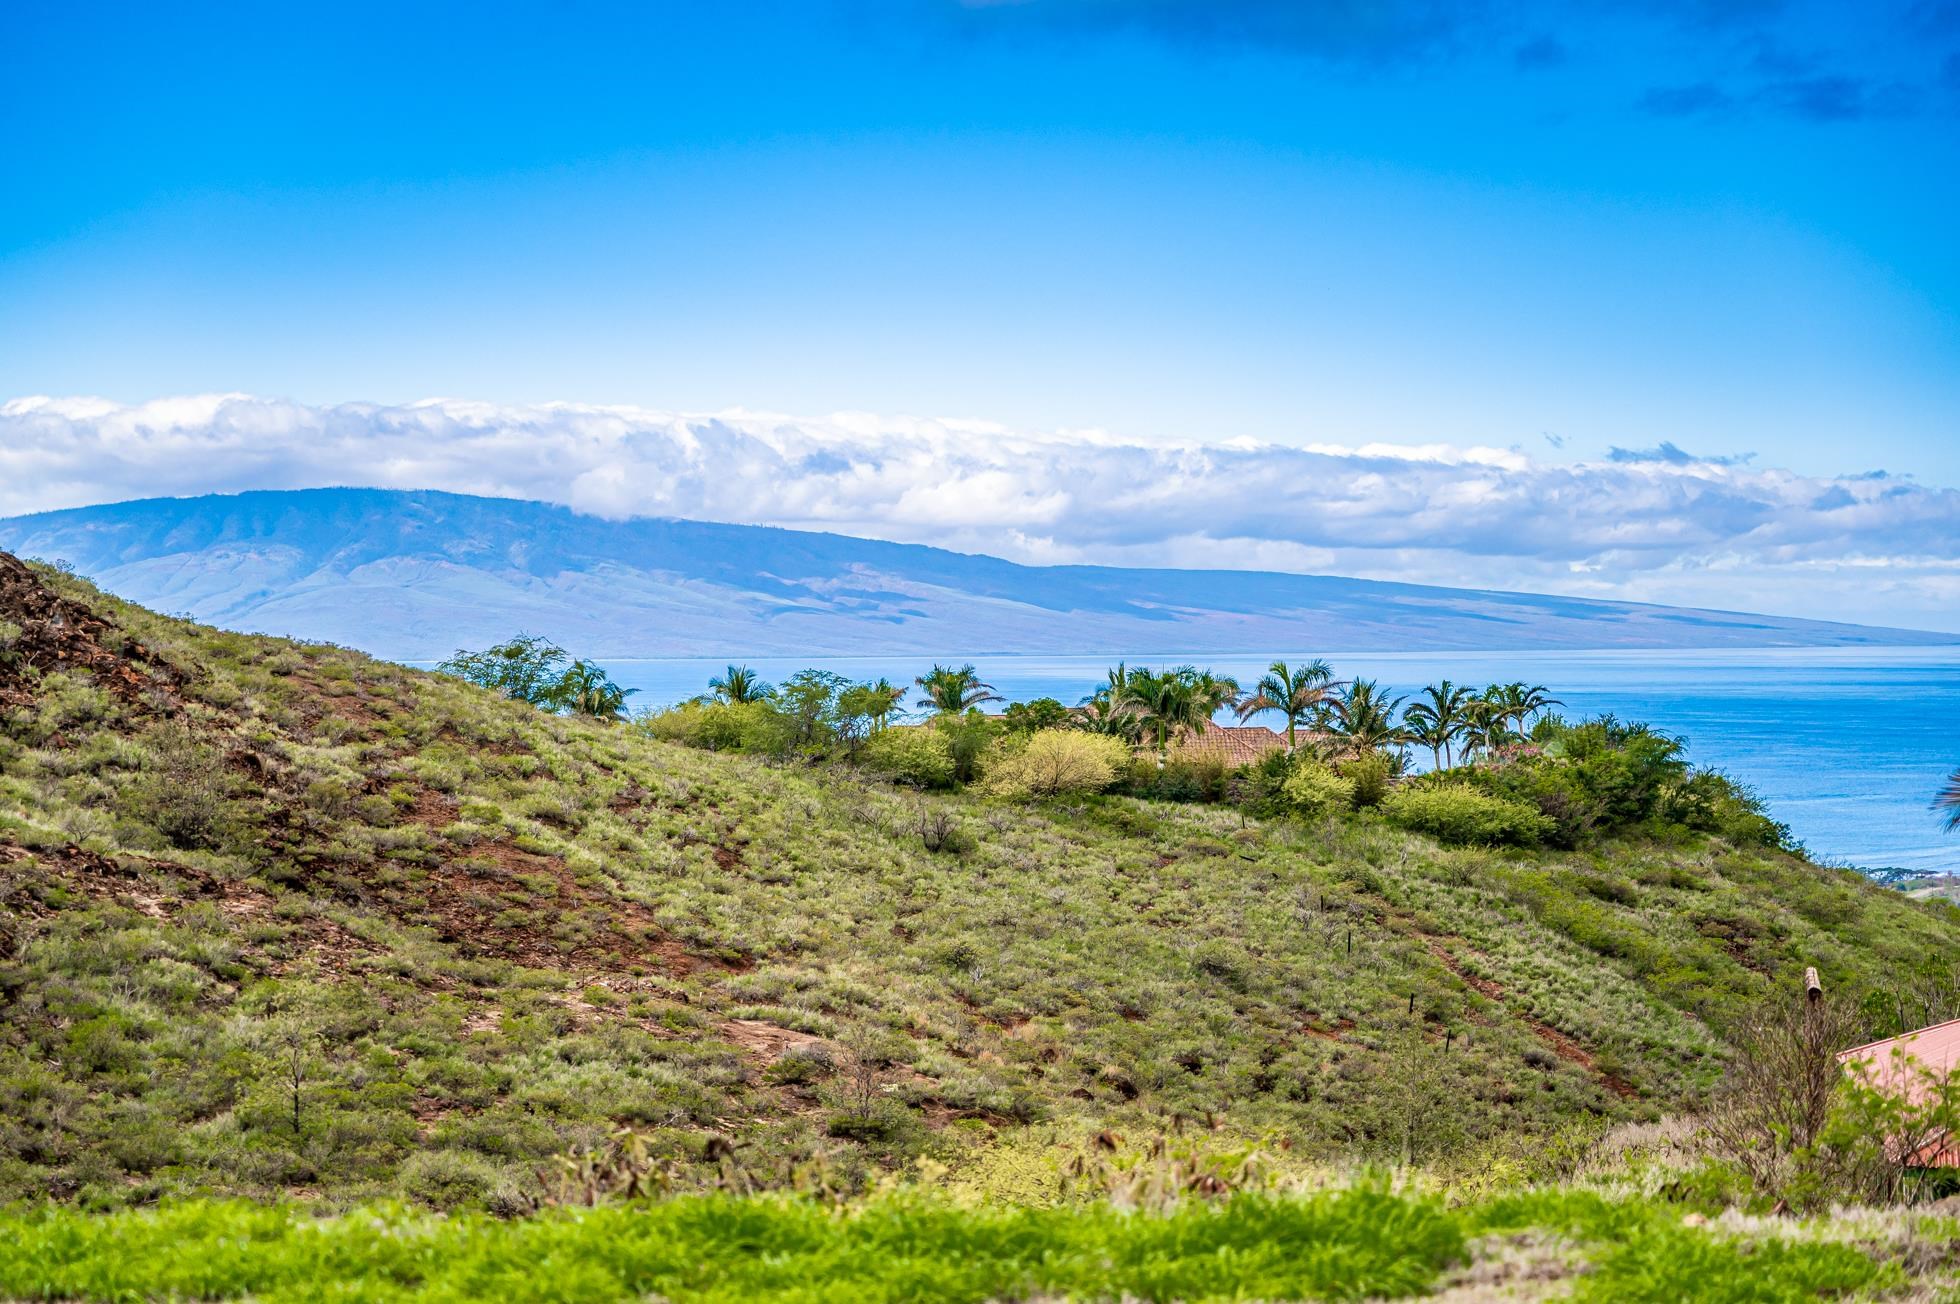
[1838,1016,1960,1167]
[1163,719,1291,767]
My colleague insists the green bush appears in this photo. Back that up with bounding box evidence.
[1121,752,1223,803]
[863,727,956,789]
[1339,753,1393,809]
[1383,783,1551,846]
[932,712,999,785]
[397,1149,505,1210]
[1125,755,1232,803]
[127,725,234,850]
[1000,698,1073,733]
[1283,760,1356,820]
[982,731,1129,799]
[640,700,776,752]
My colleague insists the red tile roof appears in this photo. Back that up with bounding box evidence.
[1164,719,1291,767]
[1839,1016,1960,1167]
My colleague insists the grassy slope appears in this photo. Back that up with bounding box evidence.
[3,552,1957,1209]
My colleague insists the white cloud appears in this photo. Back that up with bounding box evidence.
[2,393,1958,630]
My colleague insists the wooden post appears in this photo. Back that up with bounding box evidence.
[1804,967,1822,1004]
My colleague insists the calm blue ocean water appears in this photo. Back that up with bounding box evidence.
[594,648,1960,875]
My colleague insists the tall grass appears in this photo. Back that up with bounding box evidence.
[2,1187,1464,1303]
[0,1186,1914,1303]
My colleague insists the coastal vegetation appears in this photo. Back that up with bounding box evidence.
[4,555,1959,1298]
[636,656,1794,857]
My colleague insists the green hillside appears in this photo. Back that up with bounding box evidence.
[2,550,1956,1212]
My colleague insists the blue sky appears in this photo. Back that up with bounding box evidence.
[3,1,1959,624]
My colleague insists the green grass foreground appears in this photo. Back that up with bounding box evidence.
[0,1188,1907,1304]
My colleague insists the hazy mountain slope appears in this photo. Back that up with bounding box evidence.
[0,489,1946,660]
[3,550,1958,1207]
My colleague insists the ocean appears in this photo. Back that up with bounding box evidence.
[594,647,1960,876]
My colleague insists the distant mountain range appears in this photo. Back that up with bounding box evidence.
[0,489,1949,660]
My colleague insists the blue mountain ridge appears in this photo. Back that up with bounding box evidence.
[0,488,1948,660]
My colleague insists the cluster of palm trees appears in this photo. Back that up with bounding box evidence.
[1399,680,1561,768]
[699,658,1561,770]
[1073,664,1242,753]
[1079,661,1560,767]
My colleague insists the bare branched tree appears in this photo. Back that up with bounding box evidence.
[1701,984,1920,1207]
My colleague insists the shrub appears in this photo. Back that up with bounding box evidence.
[763,1044,835,1086]
[917,809,971,854]
[983,731,1129,799]
[1283,760,1356,821]
[128,725,234,851]
[1000,698,1074,734]
[637,700,780,752]
[435,635,568,707]
[1340,753,1393,809]
[398,1149,505,1210]
[1383,784,1550,847]
[933,712,999,785]
[1125,756,1231,803]
[863,727,956,789]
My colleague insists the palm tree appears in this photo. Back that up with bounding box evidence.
[1936,769,1960,832]
[1401,680,1473,769]
[708,664,771,705]
[1329,678,1407,757]
[1236,659,1341,751]
[1119,667,1210,755]
[1092,662,1132,704]
[865,677,906,732]
[1487,681,1562,742]
[1074,692,1144,744]
[1190,668,1241,717]
[915,663,1002,715]
[1460,692,1505,762]
[555,660,638,721]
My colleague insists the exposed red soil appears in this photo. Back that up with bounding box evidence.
[0,552,184,711]
[407,834,734,975]
[720,1018,826,1061]
[0,840,377,977]
[255,770,739,977]
[1421,935,1638,1099]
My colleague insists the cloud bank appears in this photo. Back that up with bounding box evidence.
[3,394,1958,632]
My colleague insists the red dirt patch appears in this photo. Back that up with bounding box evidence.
[1421,935,1638,1099]
[719,1018,826,1061]
[415,843,719,974]
[0,840,376,977]
[0,552,184,711]
[1303,1017,1356,1041]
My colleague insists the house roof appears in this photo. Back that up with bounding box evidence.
[1838,1016,1960,1167]
[1166,719,1290,767]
